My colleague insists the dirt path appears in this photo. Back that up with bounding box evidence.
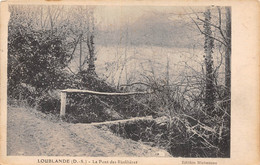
[7,106,170,157]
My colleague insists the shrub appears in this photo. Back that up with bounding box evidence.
[36,94,60,114]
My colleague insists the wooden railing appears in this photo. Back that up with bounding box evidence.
[60,89,150,117]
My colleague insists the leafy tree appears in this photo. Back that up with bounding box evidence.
[8,25,71,97]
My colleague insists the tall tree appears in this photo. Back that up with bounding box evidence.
[225,7,231,105]
[203,8,215,114]
[86,10,96,76]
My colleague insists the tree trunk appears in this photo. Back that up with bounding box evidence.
[86,13,96,76]
[87,33,95,75]
[203,8,215,115]
[79,36,82,72]
[225,7,231,105]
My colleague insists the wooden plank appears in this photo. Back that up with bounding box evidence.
[81,116,154,126]
[60,92,67,117]
[60,89,151,96]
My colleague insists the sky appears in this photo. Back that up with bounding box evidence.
[94,6,195,30]
[92,6,204,48]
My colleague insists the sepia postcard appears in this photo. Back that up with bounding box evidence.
[0,0,259,165]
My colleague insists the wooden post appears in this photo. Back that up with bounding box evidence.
[60,92,67,117]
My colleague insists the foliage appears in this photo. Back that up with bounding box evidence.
[8,25,71,96]
[36,93,61,114]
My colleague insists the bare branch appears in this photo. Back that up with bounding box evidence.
[189,15,227,46]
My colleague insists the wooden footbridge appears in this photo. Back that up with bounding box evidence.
[60,89,151,117]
